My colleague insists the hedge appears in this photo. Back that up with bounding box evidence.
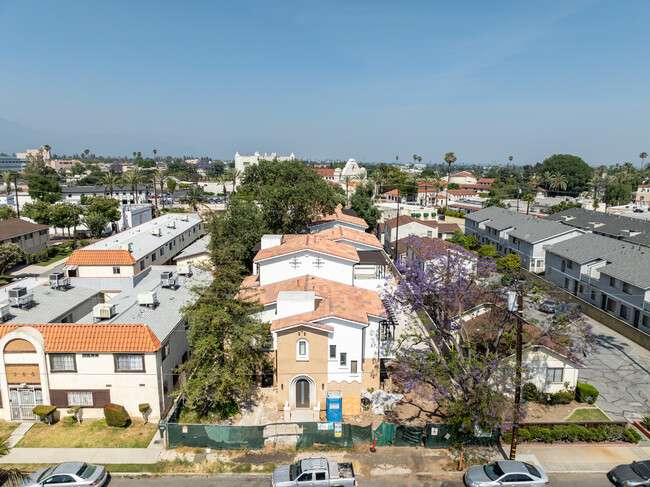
[575,382,599,404]
[104,403,130,427]
[33,405,56,418]
[550,391,574,405]
[502,424,641,444]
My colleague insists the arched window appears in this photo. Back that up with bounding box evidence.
[296,339,308,361]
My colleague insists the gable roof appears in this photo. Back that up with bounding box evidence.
[450,171,475,178]
[384,215,438,229]
[66,249,137,266]
[546,233,633,264]
[312,204,368,229]
[0,218,49,240]
[253,235,359,263]
[313,226,382,249]
[0,324,161,352]
[447,189,478,196]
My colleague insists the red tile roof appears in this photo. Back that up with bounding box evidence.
[0,218,49,240]
[384,215,438,229]
[437,223,462,234]
[447,189,478,196]
[450,171,475,178]
[253,235,359,262]
[0,324,161,352]
[317,168,335,177]
[272,321,335,333]
[313,226,382,249]
[312,204,368,229]
[66,250,137,266]
[477,178,494,183]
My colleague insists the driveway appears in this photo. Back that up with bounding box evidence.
[523,297,650,423]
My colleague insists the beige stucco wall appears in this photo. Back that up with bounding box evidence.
[77,265,136,278]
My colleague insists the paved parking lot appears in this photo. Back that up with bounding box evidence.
[523,297,650,423]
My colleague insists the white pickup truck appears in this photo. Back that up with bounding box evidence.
[271,457,357,487]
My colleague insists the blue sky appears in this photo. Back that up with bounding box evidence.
[1,0,649,165]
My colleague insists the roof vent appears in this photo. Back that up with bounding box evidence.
[586,222,604,229]
[180,215,189,222]
[619,229,641,237]
[49,272,70,291]
[120,242,133,252]
[137,291,158,308]
[161,271,178,290]
[151,227,162,237]
[177,261,192,276]
[8,287,35,309]
[93,303,116,321]
[166,221,176,229]
[0,301,11,322]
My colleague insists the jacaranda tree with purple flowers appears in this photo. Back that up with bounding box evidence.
[384,235,595,434]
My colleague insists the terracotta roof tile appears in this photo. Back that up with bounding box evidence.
[253,235,359,262]
[0,324,161,352]
[312,204,368,229]
[311,226,382,249]
[66,250,137,266]
[384,215,439,229]
[447,189,478,196]
[271,321,334,332]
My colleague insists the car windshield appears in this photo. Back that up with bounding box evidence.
[524,463,541,478]
[484,462,504,481]
[289,462,302,481]
[38,466,57,482]
[632,462,650,480]
[76,464,98,479]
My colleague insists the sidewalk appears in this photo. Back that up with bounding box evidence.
[0,430,164,465]
[517,444,650,473]
[9,260,66,278]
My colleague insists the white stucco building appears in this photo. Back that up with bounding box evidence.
[234,151,296,173]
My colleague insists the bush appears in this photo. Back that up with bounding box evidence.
[104,403,130,427]
[643,416,650,430]
[32,405,56,418]
[575,382,599,404]
[550,391,574,405]
[79,240,90,247]
[503,424,640,444]
[523,383,539,402]
[29,253,38,264]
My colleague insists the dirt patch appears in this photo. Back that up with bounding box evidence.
[230,450,295,464]
[523,400,598,422]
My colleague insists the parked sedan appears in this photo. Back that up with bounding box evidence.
[539,300,558,313]
[608,460,650,487]
[24,462,108,487]
[464,460,549,487]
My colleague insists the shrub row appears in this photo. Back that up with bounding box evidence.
[502,424,641,444]
[523,382,599,405]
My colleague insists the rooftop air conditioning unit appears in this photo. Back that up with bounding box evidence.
[151,228,162,236]
[137,291,158,308]
[120,242,133,252]
[8,287,35,308]
[0,301,10,322]
[49,272,70,290]
[93,303,116,321]
[166,221,176,229]
[161,271,177,290]
[177,261,192,276]
[180,215,189,222]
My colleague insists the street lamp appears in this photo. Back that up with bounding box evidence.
[507,290,524,460]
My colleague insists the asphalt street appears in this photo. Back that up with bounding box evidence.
[107,473,614,487]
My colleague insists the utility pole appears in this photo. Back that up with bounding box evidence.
[13,174,20,217]
[394,188,400,260]
[516,187,521,213]
[508,290,524,461]
[72,205,77,250]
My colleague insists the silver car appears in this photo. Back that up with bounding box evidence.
[23,462,108,487]
[464,460,549,487]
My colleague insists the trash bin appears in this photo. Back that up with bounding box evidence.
[157,419,167,439]
[327,390,343,422]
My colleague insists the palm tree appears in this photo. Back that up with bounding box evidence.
[0,437,25,487]
[132,151,137,159]
[509,155,513,164]
[395,155,399,163]
[539,171,553,192]
[84,149,90,158]
[121,168,145,204]
[549,172,568,194]
[225,168,242,193]
[215,175,228,197]
[420,177,434,206]
[3,171,14,195]
[522,193,535,215]
[153,149,157,159]
[444,152,457,208]
[343,175,354,206]
[640,152,647,170]
[167,178,177,202]
[98,171,121,198]
[182,185,205,212]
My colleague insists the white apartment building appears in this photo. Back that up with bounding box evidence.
[234,151,296,173]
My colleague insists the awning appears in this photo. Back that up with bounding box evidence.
[357,250,389,266]
[63,265,78,271]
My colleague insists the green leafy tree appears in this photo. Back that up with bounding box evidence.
[174,213,271,416]
[483,197,507,209]
[27,174,61,203]
[448,182,460,190]
[641,152,648,170]
[49,203,78,237]
[167,178,177,200]
[0,244,26,274]
[350,182,381,231]
[605,183,633,206]
[83,196,121,234]
[540,154,593,195]
[0,206,16,220]
[477,244,499,258]
[447,229,477,250]
[547,201,583,215]
[496,253,521,273]
[22,200,53,225]
[219,197,265,268]
[84,211,110,238]
[240,159,343,234]
[70,163,86,176]
[24,149,50,175]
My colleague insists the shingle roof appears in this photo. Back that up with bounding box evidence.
[312,226,382,249]
[437,223,461,234]
[241,275,384,325]
[253,235,359,262]
[598,248,650,289]
[312,204,368,229]
[546,233,633,264]
[66,250,136,266]
[0,218,49,240]
[0,324,161,352]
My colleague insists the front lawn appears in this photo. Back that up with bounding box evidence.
[34,249,74,266]
[566,408,610,422]
[15,419,157,448]
[0,421,19,439]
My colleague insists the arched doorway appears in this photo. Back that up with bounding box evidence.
[296,379,310,408]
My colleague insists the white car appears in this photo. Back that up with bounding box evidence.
[464,460,549,487]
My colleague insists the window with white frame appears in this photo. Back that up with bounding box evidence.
[296,339,308,361]
[50,354,76,372]
[114,354,145,372]
[67,391,93,406]
[546,368,563,383]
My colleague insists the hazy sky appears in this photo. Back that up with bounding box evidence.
[1,0,649,165]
